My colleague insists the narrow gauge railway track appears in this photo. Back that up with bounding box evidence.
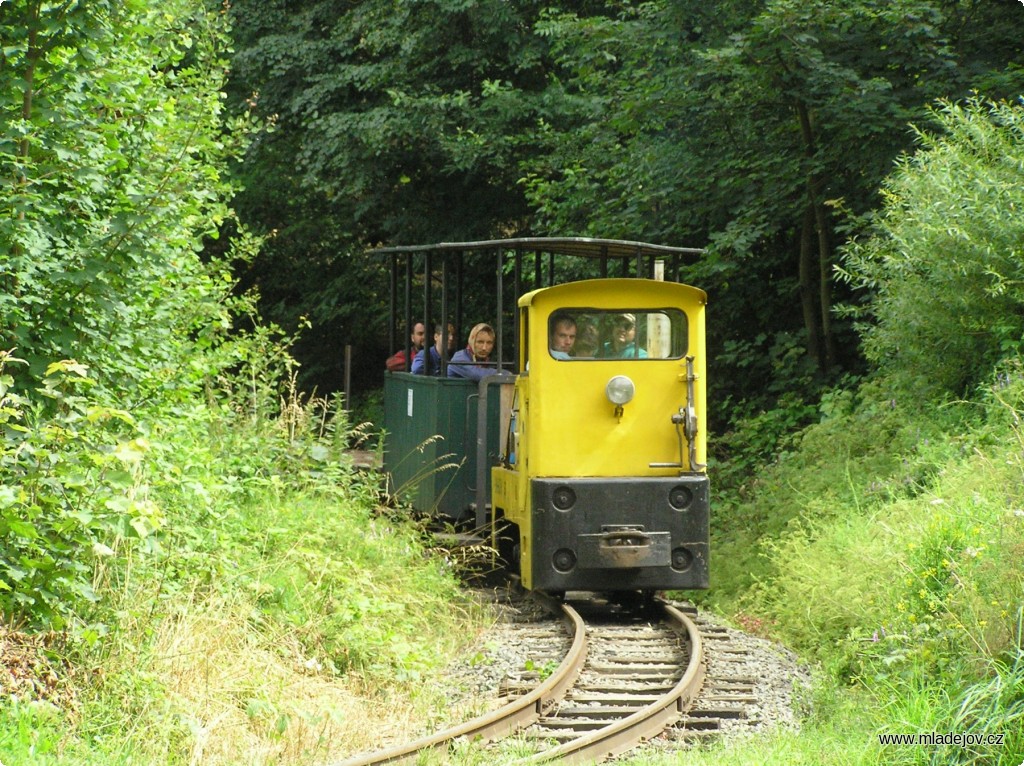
[336,594,705,765]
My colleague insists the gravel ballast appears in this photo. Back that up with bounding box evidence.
[439,588,813,755]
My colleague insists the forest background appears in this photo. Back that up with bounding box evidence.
[226,0,1023,420]
[2,0,1024,764]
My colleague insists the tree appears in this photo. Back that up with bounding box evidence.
[1,0,251,403]
[226,0,613,389]
[0,0,259,627]
[224,0,1024,408]
[522,0,1024,387]
[839,99,1024,400]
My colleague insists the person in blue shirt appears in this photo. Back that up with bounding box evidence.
[411,322,455,375]
[601,313,648,358]
[447,323,499,380]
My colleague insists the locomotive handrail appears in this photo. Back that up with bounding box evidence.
[475,373,515,529]
[368,236,704,259]
[465,391,480,494]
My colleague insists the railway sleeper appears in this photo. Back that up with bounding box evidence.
[709,674,758,684]
[553,705,665,718]
[668,726,723,741]
[589,628,680,639]
[700,693,758,704]
[675,716,723,731]
[573,685,681,696]
[591,639,682,649]
[591,655,682,665]
[536,718,623,731]
[588,660,680,670]
[567,692,668,704]
[578,671,679,682]
[687,706,747,719]
[693,622,730,632]
[497,681,537,696]
[705,680,756,691]
[523,731,580,744]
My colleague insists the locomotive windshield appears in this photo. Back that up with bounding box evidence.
[549,309,688,360]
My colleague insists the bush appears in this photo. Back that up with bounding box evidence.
[838,98,1024,400]
[0,354,162,630]
[728,365,1024,764]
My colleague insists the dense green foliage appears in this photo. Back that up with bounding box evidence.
[682,371,1024,765]
[840,99,1024,399]
[1,11,482,763]
[225,0,568,389]
[690,99,1024,766]
[0,0,256,628]
[1,0,255,395]
[226,0,1023,413]
[2,0,1024,762]
[0,3,477,748]
[0,354,160,629]
[0,0,427,638]
[0,384,474,764]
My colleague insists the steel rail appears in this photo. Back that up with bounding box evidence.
[522,600,706,764]
[333,595,586,766]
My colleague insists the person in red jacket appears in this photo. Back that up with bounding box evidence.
[385,321,426,372]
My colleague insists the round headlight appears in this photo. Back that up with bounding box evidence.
[605,375,636,406]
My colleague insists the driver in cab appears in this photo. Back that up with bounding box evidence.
[549,314,577,359]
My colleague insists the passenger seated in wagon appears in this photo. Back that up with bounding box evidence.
[447,323,499,381]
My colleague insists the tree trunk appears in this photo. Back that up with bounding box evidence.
[799,204,822,369]
[20,3,40,163]
[812,192,838,370]
[795,99,836,372]
[8,1,42,307]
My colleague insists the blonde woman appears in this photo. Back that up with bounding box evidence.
[448,323,498,380]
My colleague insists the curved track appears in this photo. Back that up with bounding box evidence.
[518,599,704,763]
[336,594,705,765]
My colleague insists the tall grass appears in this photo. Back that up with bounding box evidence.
[680,366,1024,765]
[0,372,488,765]
[84,435,482,763]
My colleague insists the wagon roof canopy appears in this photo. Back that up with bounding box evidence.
[368,237,704,260]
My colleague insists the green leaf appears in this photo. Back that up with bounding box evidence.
[3,564,29,582]
[7,520,39,539]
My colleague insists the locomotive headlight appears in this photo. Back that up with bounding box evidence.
[605,375,635,406]
[606,375,635,418]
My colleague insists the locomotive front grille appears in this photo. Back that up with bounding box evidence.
[530,476,710,592]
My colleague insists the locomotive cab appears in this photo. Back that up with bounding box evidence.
[491,278,710,593]
[375,237,710,598]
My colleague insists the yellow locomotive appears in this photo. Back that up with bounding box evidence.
[378,238,709,598]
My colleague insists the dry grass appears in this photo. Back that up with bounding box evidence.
[149,593,446,766]
[0,627,77,712]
